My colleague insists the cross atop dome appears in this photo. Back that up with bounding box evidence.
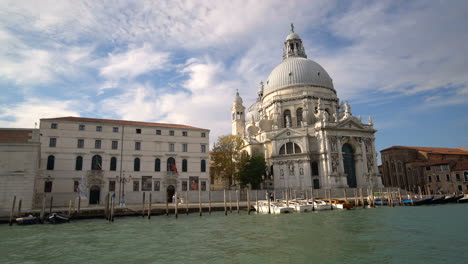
[283,24,307,60]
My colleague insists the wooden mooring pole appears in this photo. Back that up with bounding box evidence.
[236,190,240,214]
[209,189,212,215]
[142,192,146,217]
[398,188,403,206]
[186,191,189,215]
[110,195,115,222]
[104,193,109,220]
[175,192,178,219]
[77,196,81,217]
[148,193,152,219]
[9,196,16,226]
[343,189,348,203]
[328,189,333,210]
[223,189,227,216]
[198,187,202,217]
[166,192,169,216]
[17,199,22,219]
[311,187,315,211]
[360,188,365,208]
[229,190,233,213]
[268,191,271,214]
[256,190,259,214]
[247,189,251,215]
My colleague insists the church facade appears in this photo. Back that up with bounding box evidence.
[232,28,383,190]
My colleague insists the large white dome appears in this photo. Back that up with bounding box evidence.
[263,57,334,96]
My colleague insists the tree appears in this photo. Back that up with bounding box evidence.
[239,154,267,189]
[210,135,245,188]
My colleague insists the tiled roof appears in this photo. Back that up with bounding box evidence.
[452,161,468,171]
[423,161,450,166]
[0,129,34,142]
[381,146,468,155]
[41,116,208,131]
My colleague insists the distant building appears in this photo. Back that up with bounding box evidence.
[231,27,383,191]
[380,146,468,194]
[0,128,40,213]
[37,117,210,207]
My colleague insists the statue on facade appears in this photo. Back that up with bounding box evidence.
[289,162,295,175]
[368,116,373,126]
[286,115,292,128]
[329,137,337,152]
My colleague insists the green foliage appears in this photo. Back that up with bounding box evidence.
[239,154,267,189]
[210,135,245,187]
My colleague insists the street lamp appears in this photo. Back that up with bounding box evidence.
[116,173,132,201]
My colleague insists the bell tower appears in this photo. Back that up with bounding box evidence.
[232,91,245,137]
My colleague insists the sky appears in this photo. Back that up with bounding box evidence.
[1,0,467,161]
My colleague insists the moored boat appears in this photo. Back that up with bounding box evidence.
[458,196,468,203]
[253,200,294,214]
[48,213,70,224]
[16,215,39,225]
[288,200,313,212]
[307,200,331,211]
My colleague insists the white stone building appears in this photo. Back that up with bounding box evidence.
[38,117,210,206]
[0,129,40,213]
[232,28,383,191]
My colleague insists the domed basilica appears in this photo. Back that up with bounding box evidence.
[232,26,383,190]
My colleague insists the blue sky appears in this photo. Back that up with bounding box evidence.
[0,0,467,160]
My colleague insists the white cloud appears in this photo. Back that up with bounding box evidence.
[0,98,82,128]
[99,44,170,80]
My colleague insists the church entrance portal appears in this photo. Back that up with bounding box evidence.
[342,144,357,188]
[89,185,101,205]
[167,185,175,203]
[313,179,320,189]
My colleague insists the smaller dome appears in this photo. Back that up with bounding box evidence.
[286,32,301,40]
[233,91,243,104]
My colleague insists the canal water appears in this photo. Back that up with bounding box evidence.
[0,204,467,264]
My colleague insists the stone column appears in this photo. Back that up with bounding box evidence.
[361,138,368,183]
[337,137,345,174]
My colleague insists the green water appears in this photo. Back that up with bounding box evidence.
[1,204,467,264]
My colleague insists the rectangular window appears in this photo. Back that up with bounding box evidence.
[446,174,450,181]
[154,181,160,191]
[456,174,461,181]
[133,181,140,192]
[428,175,432,182]
[96,126,102,132]
[95,140,101,149]
[156,129,161,135]
[201,181,206,191]
[135,142,141,150]
[182,131,188,136]
[464,172,468,182]
[182,181,187,191]
[51,123,57,129]
[169,130,174,136]
[77,139,84,148]
[49,138,56,147]
[436,175,440,182]
[182,143,188,152]
[112,140,118,150]
[169,143,175,152]
[458,185,462,191]
[425,166,431,171]
[44,181,52,193]
[79,125,85,131]
[142,176,152,191]
[201,144,206,153]
[136,128,141,134]
[74,181,79,192]
[201,132,206,138]
[109,181,116,192]
[113,127,119,133]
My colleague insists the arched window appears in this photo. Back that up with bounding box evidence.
[167,157,176,172]
[155,158,161,172]
[182,159,188,172]
[283,110,291,128]
[296,108,303,126]
[91,155,102,170]
[311,162,319,176]
[47,155,55,170]
[134,158,140,172]
[279,142,302,155]
[110,157,117,171]
[75,156,83,171]
[201,159,206,172]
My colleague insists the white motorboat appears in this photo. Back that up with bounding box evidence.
[307,200,331,211]
[288,200,313,212]
[253,200,294,214]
